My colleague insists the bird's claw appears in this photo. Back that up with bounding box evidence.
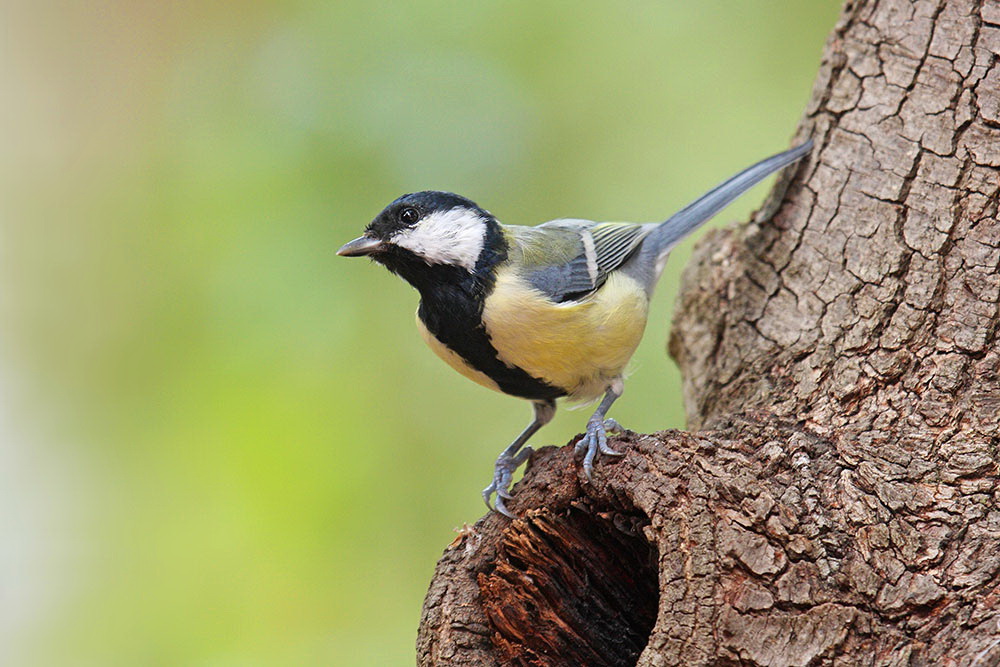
[482,446,534,518]
[574,418,625,481]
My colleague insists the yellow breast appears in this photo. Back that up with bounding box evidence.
[481,270,649,401]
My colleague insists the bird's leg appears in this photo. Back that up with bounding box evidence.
[483,400,556,517]
[574,379,625,481]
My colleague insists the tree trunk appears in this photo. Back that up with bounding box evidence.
[417,0,1000,664]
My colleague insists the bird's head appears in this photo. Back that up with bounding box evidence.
[338,191,505,285]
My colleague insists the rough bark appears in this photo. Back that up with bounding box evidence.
[417,0,1000,664]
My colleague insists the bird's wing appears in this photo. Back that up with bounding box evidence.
[508,220,651,302]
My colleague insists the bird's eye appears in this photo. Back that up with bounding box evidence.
[399,207,419,225]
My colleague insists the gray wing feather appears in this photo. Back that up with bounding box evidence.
[524,220,650,302]
[591,224,646,272]
[512,140,813,302]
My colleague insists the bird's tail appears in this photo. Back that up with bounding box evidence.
[643,138,813,262]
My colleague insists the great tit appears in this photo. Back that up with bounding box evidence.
[339,139,812,516]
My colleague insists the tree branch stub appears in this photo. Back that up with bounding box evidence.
[417,1,1000,664]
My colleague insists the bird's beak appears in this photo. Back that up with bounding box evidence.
[337,235,384,257]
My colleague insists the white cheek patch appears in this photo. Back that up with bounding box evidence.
[391,207,487,271]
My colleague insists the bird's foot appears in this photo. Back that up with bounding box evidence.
[574,418,625,481]
[482,446,534,518]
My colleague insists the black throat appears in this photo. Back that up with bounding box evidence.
[373,225,565,401]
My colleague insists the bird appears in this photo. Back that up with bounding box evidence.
[338,139,812,517]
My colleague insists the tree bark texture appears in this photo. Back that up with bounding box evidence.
[417,1,1000,664]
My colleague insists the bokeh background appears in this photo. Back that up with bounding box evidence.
[1,1,840,664]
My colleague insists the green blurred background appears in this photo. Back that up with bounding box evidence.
[1,1,839,664]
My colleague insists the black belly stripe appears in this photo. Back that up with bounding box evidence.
[418,293,565,401]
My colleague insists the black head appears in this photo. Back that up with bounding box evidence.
[338,191,506,282]
[365,191,483,242]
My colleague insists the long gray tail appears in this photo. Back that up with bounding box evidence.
[644,138,813,256]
